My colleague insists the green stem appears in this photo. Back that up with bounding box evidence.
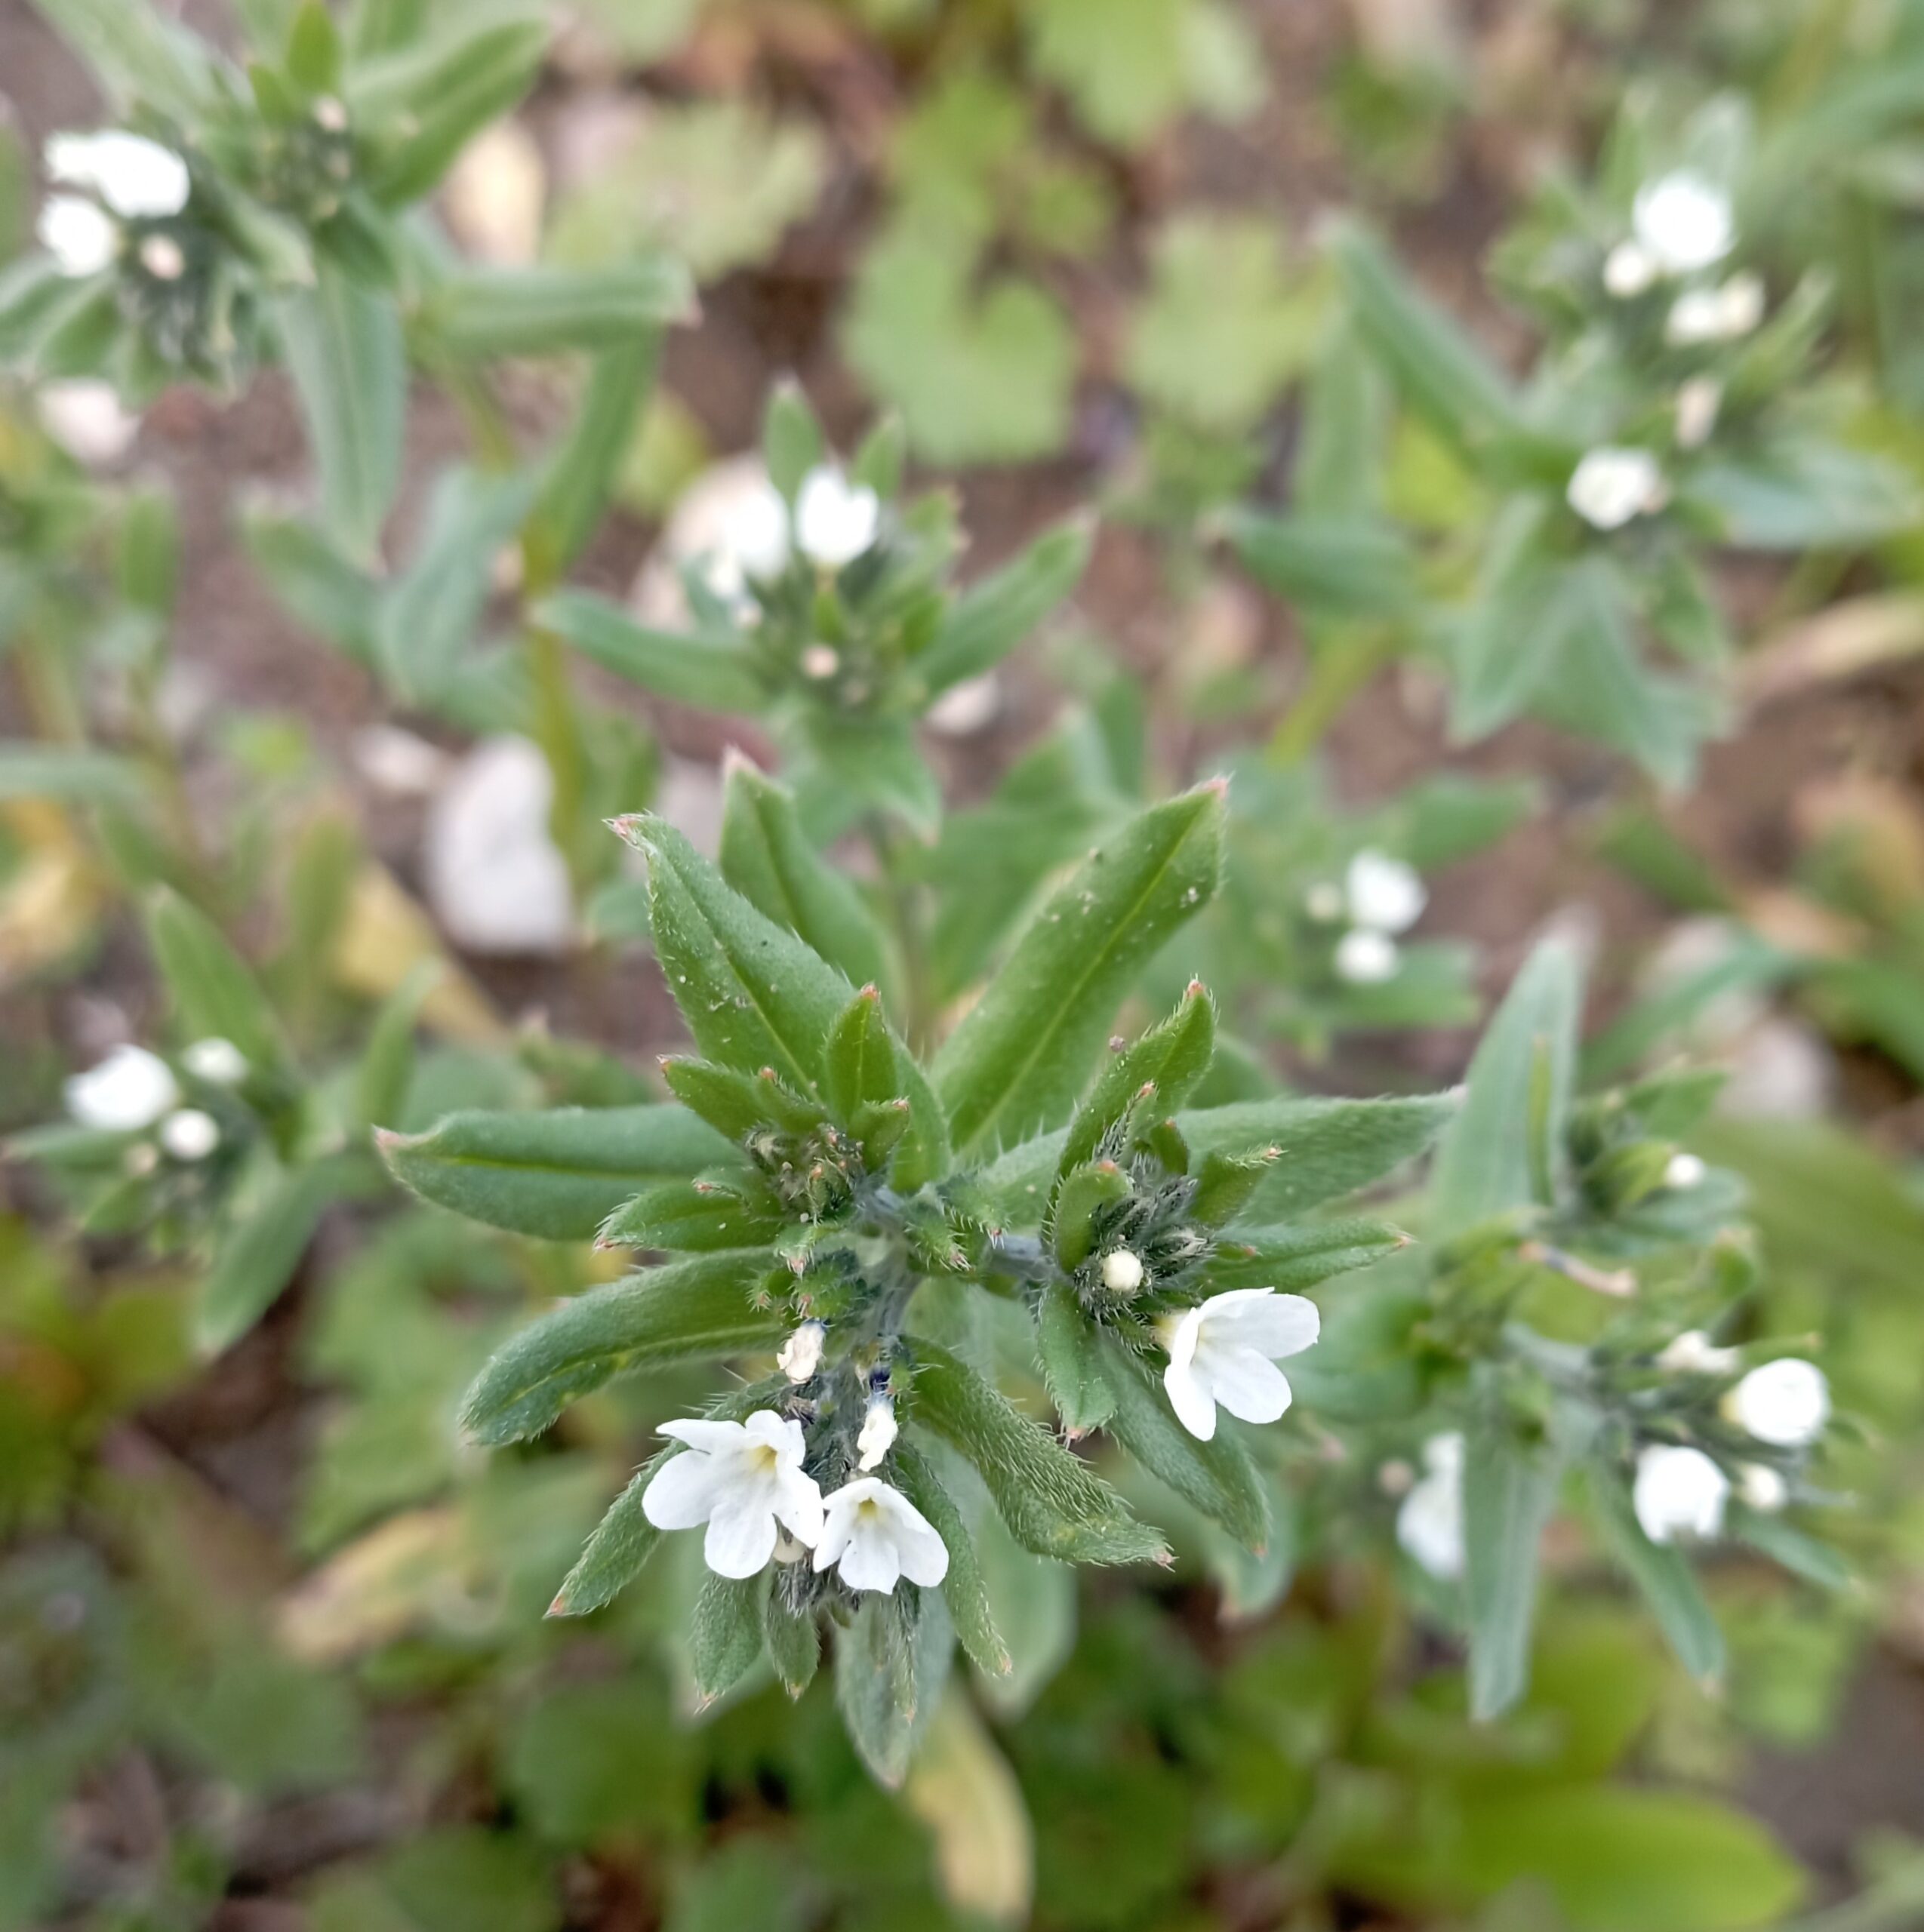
[1267,626,1397,765]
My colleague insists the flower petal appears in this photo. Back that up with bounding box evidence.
[836,1521,904,1594]
[642,1449,725,1530]
[1210,1288,1320,1359]
[703,1494,777,1578]
[657,1417,743,1454]
[880,1497,949,1587]
[774,1465,824,1546]
[1164,1355,1218,1441]
[1199,1346,1292,1426]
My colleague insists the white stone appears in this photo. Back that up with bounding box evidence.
[423,735,575,957]
[38,380,139,465]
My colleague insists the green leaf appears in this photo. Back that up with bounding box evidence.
[525,336,663,583]
[1097,1337,1269,1549]
[1058,980,1215,1178]
[762,378,823,502]
[691,1571,766,1704]
[418,260,695,360]
[1462,1417,1564,1721]
[823,985,897,1121]
[276,264,406,566]
[915,515,1094,698]
[1730,1505,1852,1592]
[1430,937,1581,1241]
[1223,509,1420,622]
[536,590,767,712]
[355,961,438,1131]
[197,1158,348,1355]
[458,1250,783,1446]
[0,742,147,806]
[285,0,342,92]
[907,1339,1167,1566]
[836,1592,950,1789]
[893,1444,1010,1679]
[1049,1161,1134,1272]
[1036,1279,1116,1435]
[379,1103,739,1240]
[720,761,891,998]
[615,814,854,1094]
[660,1058,827,1141]
[1205,1220,1409,1291]
[145,889,287,1074]
[1587,1465,1726,1684]
[30,0,214,119]
[597,1179,783,1254]
[239,509,380,660]
[934,784,1227,1155]
[762,1578,820,1697]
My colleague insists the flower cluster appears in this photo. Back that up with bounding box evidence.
[1305,847,1428,987]
[63,1038,247,1172]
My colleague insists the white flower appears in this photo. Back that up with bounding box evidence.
[423,736,574,957]
[159,1108,220,1161]
[1665,1152,1706,1189]
[1602,239,1658,298]
[1567,447,1666,531]
[631,457,791,626]
[1728,1358,1829,1448]
[1674,375,1722,451]
[1396,1432,1465,1580]
[641,1411,824,1579]
[1658,1329,1739,1375]
[777,1321,826,1383]
[1665,272,1765,347]
[38,195,116,275]
[182,1037,248,1084]
[1334,928,1399,984]
[38,381,138,465]
[795,466,880,568]
[1160,1287,1320,1442]
[1632,171,1735,276]
[812,1477,948,1593]
[1738,1463,1787,1513]
[46,131,190,218]
[1345,848,1426,935]
[137,233,186,281]
[799,643,841,681]
[442,119,545,267]
[1633,1443,1729,1544]
[65,1044,180,1131]
[855,1395,897,1472]
[1101,1247,1145,1294]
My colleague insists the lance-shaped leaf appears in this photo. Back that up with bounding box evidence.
[1587,1464,1726,1684]
[380,1103,738,1239]
[33,0,214,120]
[1221,508,1421,623]
[614,814,853,1095]
[459,1250,783,1446]
[762,1580,820,1697]
[0,742,148,806]
[1097,1338,1270,1552]
[548,1375,790,1617]
[817,987,950,1189]
[914,513,1094,697]
[537,589,768,712]
[721,759,891,997]
[691,1571,766,1705]
[894,1443,1011,1679]
[935,783,1227,1156]
[146,888,288,1075]
[907,1340,1166,1567]
[1057,980,1215,1180]
[598,1178,784,1254]
[1036,1281,1115,1435]
[837,1591,952,1789]
[661,1058,826,1141]
[1464,1417,1565,1720]
[417,259,696,359]
[1205,1220,1409,1292]
[195,1156,352,1356]
[276,263,405,567]
[1431,937,1581,1241]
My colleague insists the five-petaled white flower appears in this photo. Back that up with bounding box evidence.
[641,1411,824,1579]
[795,466,880,568]
[1567,447,1666,531]
[1632,171,1735,276]
[1160,1287,1320,1441]
[813,1478,948,1593]
[1334,927,1399,985]
[1728,1358,1829,1448]
[855,1395,898,1472]
[46,131,191,219]
[1345,848,1426,935]
[1633,1443,1729,1544]
[183,1036,248,1084]
[38,195,117,276]
[1665,272,1765,347]
[778,1320,826,1383]
[1396,1432,1465,1580]
[66,1044,180,1132]
[159,1108,220,1161]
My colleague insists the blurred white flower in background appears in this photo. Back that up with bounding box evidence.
[925,673,1001,737]
[1729,1358,1830,1447]
[1666,272,1765,346]
[1675,375,1722,450]
[641,1411,824,1578]
[1658,1329,1739,1376]
[38,195,117,275]
[38,380,139,465]
[1633,1443,1730,1544]
[1396,1432,1465,1580]
[1334,927,1400,984]
[159,1107,220,1161]
[1345,848,1426,935]
[632,455,791,626]
[442,118,546,266]
[795,465,880,568]
[1632,171,1735,275]
[1567,447,1667,531]
[424,735,574,957]
[813,1478,947,1593]
[1739,1463,1788,1512]
[1603,239,1658,298]
[182,1037,248,1084]
[1665,1152,1707,1189]
[65,1044,179,1131]
[46,131,190,218]
[1160,1287,1320,1441]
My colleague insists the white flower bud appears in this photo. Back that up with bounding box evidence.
[1665,1152,1706,1189]
[1665,272,1765,347]
[1657,1329,1738,1376]
[138,233,186,281]
[38,195,117,276]
[66,1044,180,1131]
[777,1320,827,1383]
[856,1395,897,1471]
[1674,375,1722,451]
[1334,928,1399,984]
[182,1037,248,1084]
[1344,848,1426,935]
[799,644,841,681]
[1304,881,1345,923]
[1738,1463,1787,1513]
[1101,1248,1145,1294]
[1567,447,1667,531]
[159,1108,220,1161]
[1632,171,1735,276]
[1602,239,1658,298]
[1633,1444,1729,1544]
[38,381,139,466]
[1728,1358,1829,1448]
[795,466,880,568]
